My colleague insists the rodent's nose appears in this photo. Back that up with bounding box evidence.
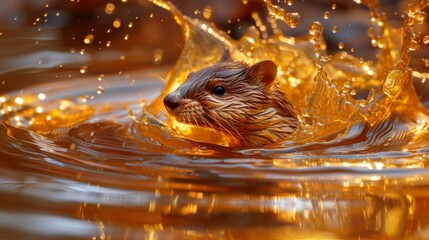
[163,93,179,110]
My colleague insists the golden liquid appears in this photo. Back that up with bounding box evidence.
[1,0,429,239]
[147,0,429,150]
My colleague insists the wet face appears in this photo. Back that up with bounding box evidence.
[163,50,278,132]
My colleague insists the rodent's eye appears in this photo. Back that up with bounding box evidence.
[212,86,226,96]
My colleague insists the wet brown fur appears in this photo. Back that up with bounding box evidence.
[164,50,298,148]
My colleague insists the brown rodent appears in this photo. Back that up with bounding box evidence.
[163,49,298,148]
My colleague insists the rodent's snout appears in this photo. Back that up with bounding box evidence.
[163,93,179,111]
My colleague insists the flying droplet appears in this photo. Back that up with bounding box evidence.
[265,0,300,28]
[203,6,212,19]
[408,40,419,51]
[153,49,164,64]
[80,66,88,74]
[113,19,121,28]
[97,86,104,94]
[105,3,115,15]
[423,35,429,44]
[84,34,94,44]
[15,97,24,105]
[323,11,330,19]
[38,93,46,100]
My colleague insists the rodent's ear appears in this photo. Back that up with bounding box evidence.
[249,60,277,87]
[218,48,231,62]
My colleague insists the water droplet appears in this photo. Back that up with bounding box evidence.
[113,19,121,28]
[409,40,419,51]
[331,4,337,10]
[423,35,429,44]
[265,0,300,28]
[79,95,89,103]
[97,86,104,94]
[38,93,46,100]
[153,49,164,64]
[332,26,338,33]
[323,11,330,19]
[80,66,88,74]
[15,97,24,105]
[415,11,426,24]
[338,42,344,49]
[105,3,115,15]
[84,34,94,44]
[203,6,212,19]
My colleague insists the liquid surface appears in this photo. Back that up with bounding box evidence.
[1,0,429,239]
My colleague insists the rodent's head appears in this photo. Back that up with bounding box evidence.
[163,49,278,131]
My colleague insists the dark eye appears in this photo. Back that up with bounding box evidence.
[212,86,225,96]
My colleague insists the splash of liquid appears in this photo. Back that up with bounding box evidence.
[146,0,429,150]
[1,1,429,239]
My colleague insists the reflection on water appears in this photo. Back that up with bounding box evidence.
[1,0,429,239]
[2,69,429,239]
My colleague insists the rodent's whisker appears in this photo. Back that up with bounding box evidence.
[158,109,167,117]
[148,105,162,115]
[203,106,246,144]
[174,42,193,71]
[206,111,243,147]
[200,116,226,140]
[197,116,214,142]
[153,105,167,116]
[147,72,167,83]
[222,120,246,145]
[186,114,192,127]
[161,52,298,148]
[191,116,202,136]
